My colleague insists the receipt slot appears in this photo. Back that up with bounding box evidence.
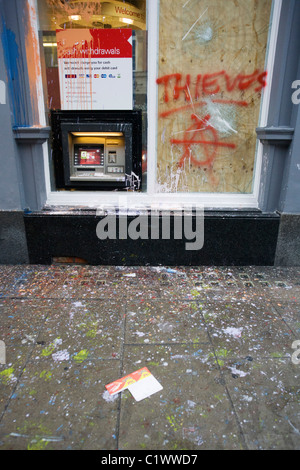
[51,110,142,190]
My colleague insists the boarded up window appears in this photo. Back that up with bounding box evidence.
[156,0,272,193]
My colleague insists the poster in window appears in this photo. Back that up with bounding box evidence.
[56,28,133,110]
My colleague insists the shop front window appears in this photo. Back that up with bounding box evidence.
[36,0,148,190]
[33,0,279,207]
[156,0,273,194]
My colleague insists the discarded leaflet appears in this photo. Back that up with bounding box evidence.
[105,367,163,402]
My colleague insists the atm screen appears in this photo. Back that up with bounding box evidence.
[74,145,105,166]
[79,149,101,165]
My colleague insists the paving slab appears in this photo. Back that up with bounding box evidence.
[0,358,121,450]
[0,298,52,417]
[202,299,294,360]
[125,299,208,345]
[119,344,244,450]
[272,301,300,338]
[36,299,126,361]
[222,357,300,450]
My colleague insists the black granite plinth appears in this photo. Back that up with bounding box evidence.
[24,211,280,266]
[0,211,29,264]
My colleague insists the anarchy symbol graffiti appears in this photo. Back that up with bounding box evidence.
[170,113,236,169]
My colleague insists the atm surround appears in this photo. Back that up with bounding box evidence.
[62,123,129,186]
[51,110,142,190]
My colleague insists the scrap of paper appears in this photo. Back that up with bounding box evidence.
[128,374,163,402]
[105,367,163,401]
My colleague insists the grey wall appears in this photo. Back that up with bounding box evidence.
[0,0,29,263]
[258,0,300,215]
[0,0,49,213]
[255,0,300,265]
[277,0,300,215]
[0,2,24,211]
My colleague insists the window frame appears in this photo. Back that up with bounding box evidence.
[31,0,283,210]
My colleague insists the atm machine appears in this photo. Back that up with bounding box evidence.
[51,110,142,190]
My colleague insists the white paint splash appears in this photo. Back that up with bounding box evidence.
[183,426,204,446]
[156,166,186,193]
[158,322,174,333]
[205,99,237,136]
[242,395,253,402]
[187,400,196,408]
[228,366,248,377]
[195,25,213,44]
[125,171,141,190]
[134,331,146,337]
[182,8,208,41]
[52,349,70,362]
[21,334,36,344]
[102,389,119,403]
[223,327,243,338]
[287,419,300,435]
[9,432,63,442]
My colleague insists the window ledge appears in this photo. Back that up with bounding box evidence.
[256,126,294,146]
[13,126,51,144]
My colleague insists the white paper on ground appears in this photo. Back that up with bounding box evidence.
[128,374,163,402]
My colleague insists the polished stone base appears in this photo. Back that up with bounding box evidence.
[23,210,280,266]
[0,211,29,264]
[275,213,300,266]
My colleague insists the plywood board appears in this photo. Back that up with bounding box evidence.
[156,0,272,193]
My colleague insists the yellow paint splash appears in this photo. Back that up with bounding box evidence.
[73,349,89,363]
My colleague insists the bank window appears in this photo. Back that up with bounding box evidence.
[35,0,278,206]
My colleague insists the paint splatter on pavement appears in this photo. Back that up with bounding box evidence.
[0,265,299,449]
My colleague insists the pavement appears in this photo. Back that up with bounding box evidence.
[0,263,299,451]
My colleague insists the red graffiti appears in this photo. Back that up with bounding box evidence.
[159,98,248,119]
[156,70,267,103]
[156,69,267,180]
[170,114,236,169]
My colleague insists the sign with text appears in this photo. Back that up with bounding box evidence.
[56,29,133,110]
